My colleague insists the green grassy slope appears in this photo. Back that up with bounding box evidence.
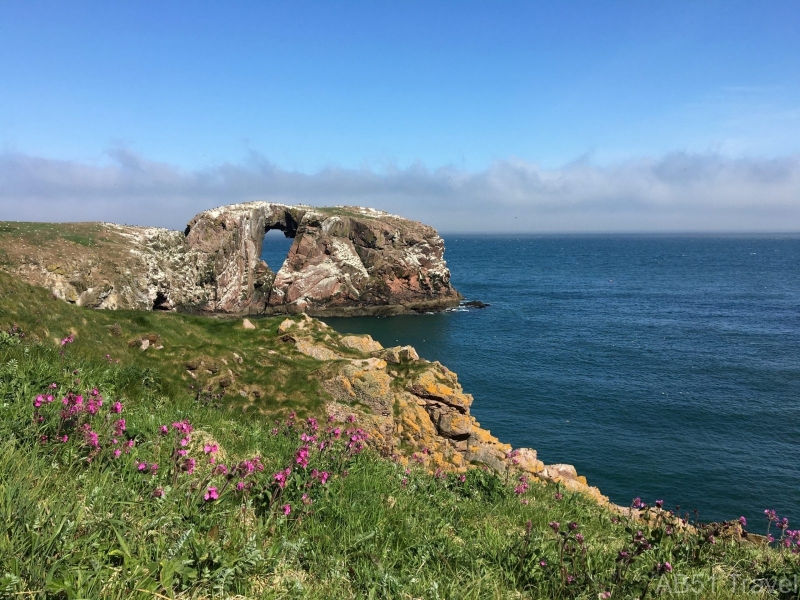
[0,273,797,599]
[0,270,333,417]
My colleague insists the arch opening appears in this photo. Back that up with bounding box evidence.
[260,228,294,273]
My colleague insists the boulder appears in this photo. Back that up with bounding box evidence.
[382,345,419,363]
[437,412,472,439]
[407,368,473,412]
[340,334,383,352]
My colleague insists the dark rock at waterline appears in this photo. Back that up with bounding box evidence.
[463,300,490,309]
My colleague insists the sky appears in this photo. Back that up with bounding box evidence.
[1,1,799,232]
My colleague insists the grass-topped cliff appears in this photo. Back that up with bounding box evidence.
[0,206,461,317]
[1,271,799,598]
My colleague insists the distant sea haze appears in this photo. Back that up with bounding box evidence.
[265,233,800,530]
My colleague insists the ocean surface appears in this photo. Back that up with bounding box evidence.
[262,233,800,527]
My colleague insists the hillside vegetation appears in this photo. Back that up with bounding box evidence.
[1,271,798,599]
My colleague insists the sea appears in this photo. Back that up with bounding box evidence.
[261,232,800,528]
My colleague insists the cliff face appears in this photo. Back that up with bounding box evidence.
[0,203,461,315]
[274,315,608,505]
[185,202,460,315]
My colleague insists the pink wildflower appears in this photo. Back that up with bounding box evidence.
[137,462,147,471]
[111,401,123,413]
[152,487,165,498]
[84,428,100,448]
[295,445,310,468]
[113,449,122,458]
[204,486,219,501]
[159,425,169,435]
[172,420,193,435]
[273,467,291,488]
[282,504,291,515]
[85,396,103,415]
[203,444,218,454]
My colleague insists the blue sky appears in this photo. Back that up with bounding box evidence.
[1,1,799,231]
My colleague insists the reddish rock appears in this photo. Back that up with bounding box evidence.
[184,202,461,315]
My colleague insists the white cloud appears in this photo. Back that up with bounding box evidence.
[1,149,798,232]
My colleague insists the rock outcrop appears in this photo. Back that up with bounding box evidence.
[184,202,460,315]
[0,203,461,316]
[276,316,609,506]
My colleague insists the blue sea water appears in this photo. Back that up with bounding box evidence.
[262,234,800,527]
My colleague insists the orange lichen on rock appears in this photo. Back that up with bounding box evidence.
[287,322,611,508]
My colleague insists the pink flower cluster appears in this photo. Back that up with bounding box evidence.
[295,445,310,468]
[33,385,131,462]
[273,467,292,489]
[764,509,800,551]
[137,461,158,473]
[311,469,329,484]
[514,474,530,495]
[33,393,54,409]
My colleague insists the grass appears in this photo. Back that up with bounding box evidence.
[0,221,103,247]
[1,274,799,598]
[0,271,328,420]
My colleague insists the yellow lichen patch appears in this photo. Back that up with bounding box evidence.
[294,339,341,361]
[340,334,383,352]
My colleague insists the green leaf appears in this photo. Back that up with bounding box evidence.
[111,525,131,559]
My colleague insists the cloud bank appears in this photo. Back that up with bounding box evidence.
[1,149,798,233]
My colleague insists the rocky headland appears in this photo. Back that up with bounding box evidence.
[271,314,608,506]
[0,202,461,316]
[0,208,606,507]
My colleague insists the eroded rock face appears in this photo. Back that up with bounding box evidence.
[275,316,609,507]
[185,202,461,315]
[1,203,461,316]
